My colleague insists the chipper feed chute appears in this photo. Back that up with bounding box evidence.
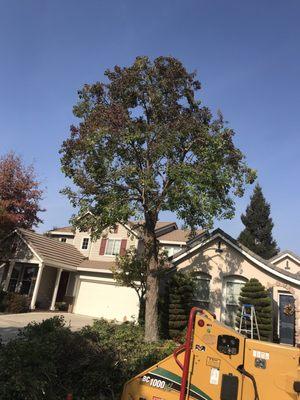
[121,308,300,400]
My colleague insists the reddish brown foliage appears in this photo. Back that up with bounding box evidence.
[0,152,44,238]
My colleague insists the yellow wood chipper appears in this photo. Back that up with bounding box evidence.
[121,308,300,400]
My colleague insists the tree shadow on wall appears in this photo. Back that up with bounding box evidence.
[180,244,248,315]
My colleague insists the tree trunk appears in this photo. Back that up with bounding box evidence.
[144,267,159,341]
[144,215,160,342]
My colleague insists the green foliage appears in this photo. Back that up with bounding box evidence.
[55,301,68,311]
[81,318,176,391]
[0,316,176,400]
[113,246,147,324]
[61,55,255,237]
[2,292,29,313]
[236,278,273,341]
[114,246,168,325]
[238,184,279,259]
[60,55,255,340]
[167,272,196,340]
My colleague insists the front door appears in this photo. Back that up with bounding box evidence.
[279,294,295,345]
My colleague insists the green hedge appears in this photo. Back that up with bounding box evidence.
[236,278,272,341]
[167,272,196,340]
[0,290,29,313]
[0,316,176,399]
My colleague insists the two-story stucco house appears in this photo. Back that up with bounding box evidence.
[0,222,299,345]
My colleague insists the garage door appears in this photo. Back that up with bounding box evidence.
[73,279,139,321]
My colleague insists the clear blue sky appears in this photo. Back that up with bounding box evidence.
[1,0,299,253]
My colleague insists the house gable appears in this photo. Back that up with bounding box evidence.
[172,229,300,288]
[0,231,39,263]
[270,251,300,275]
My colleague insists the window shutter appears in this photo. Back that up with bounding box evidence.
[120,239,127,256]
[99,238,107,255]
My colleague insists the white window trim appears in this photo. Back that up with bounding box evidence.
[221,276,247,323]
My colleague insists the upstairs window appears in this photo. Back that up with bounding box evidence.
[81,238,90,250]
[105,239,121,255]
[60,237,67,243]
[163,245,181,257]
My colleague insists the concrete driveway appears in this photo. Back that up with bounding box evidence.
[0,312,96,342]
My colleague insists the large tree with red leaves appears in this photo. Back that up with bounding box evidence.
[0,152,44,239]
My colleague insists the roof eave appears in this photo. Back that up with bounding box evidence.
[172,229,300,287]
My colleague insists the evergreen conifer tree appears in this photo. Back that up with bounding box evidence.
[168,272,196,340]
[236,278,272,341]
[238,184,279,259]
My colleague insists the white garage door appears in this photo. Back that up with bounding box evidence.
[73,279,139,321]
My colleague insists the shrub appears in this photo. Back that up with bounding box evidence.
[236,278,272,341]
[81,319,176,394]
[0,316,177,400]
[167,272,196,340]
[4,293,29,313]
[55,301,68,311]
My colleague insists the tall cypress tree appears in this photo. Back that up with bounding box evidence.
[238,184,279,259]
[236,278,272,341]
[168,272,196,340]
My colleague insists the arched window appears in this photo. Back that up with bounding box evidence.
[193,272,211,310]
[222,275,248,328]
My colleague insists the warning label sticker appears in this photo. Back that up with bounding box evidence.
[253,350,270,360]
[209,368,220,385]
[206,356,221,369]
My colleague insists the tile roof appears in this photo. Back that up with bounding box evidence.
[269,250,300,264]
[50,221,176,235]
[17,229,85,269]
[48,226,74,233]
[155,221,177,229]
[158,229,205,243]
[172,228,300,285]
[78,259,116,271]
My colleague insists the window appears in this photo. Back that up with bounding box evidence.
[7,264,37,296]
[60,237,67,243]
[225,281,245,306]
[81,238,90,250]
[105,239,121,255]
[163,245,181,257]
[19,266,37,296]
[7,264,22,293]
[194,273,211,309]
[223,277,247,328]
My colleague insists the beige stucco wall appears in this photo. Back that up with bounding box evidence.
[72,224,138,261]
[176,238,300,343]
[272,255,300,275]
